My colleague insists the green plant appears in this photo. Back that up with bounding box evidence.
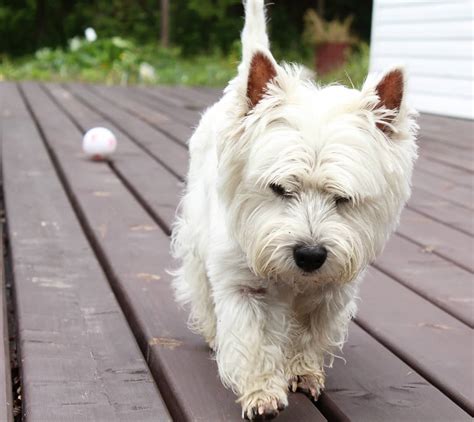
[0,33,369,89]
[303,10,357,46]
[0,34,238,86]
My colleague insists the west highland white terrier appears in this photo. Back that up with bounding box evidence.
[171,0,418,419]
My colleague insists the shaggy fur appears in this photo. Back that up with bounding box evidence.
[171,0,418,419]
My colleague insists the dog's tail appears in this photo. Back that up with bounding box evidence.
[241,0,270,63]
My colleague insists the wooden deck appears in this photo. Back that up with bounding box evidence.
[0,81,472,421]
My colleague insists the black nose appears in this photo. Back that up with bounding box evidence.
[293,245,328,272]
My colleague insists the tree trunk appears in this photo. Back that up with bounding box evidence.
[160,0,169,47]
[317,0,325,18]
[34,0,46,49]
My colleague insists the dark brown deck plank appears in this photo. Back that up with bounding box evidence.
[187,86,223,103]
[397,208,474,272]
[99,85,200,138]
[55,83,473,419]
[92,85,194,144]
[137,86,193,109]
[408,187,473,236]
[1,82,170,421]
[422,148,473,175]
[152,85,220,110]
[358,268,473,415]
[135,85,211,126]
[419,134,472,155]
[0,208,13,421]
[376,234,473,327]
[28,82,326,422]
[415,156,473,187]
[419,142,473,173]
[133,86,207,127]
[324,324,470,422]
[412,169,473,210]
[419,131,473,158]
[418,114,473,148]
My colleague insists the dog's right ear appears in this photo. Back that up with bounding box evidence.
[247,52,277,108]
[363,67,409,136]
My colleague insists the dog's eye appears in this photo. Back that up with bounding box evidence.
[270,183,292,198]
[335,196,351,206]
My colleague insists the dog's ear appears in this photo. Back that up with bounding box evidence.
[373,68,405,133]
[247,52,277,108]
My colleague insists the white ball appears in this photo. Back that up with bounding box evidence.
[82,127,117,160]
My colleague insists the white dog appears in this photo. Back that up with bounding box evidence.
[171,0,418,419]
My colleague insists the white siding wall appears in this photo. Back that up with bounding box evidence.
[370,0,474,119]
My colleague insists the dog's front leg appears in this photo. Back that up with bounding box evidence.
[212,281,290,420]
[288,286,357,401]
[287,315,326,402]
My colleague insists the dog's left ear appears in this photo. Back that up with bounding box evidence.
[371,67,406,134]
[247,51,277,108]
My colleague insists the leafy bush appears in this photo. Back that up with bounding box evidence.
[0,36,239,86]
[0,32,369,88]
[0,1,372,58]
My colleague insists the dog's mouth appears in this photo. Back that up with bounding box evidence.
[296,263,355,285]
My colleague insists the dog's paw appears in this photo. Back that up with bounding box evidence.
[289,373,325,401]
[242,393,287,420]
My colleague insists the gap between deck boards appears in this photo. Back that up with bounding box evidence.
[0,171,15,421]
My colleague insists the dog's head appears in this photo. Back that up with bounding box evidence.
[217,50,418,285]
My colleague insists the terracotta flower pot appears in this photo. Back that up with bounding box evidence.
[315,42,350,75]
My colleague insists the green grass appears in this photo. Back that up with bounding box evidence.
[0,36,369,88]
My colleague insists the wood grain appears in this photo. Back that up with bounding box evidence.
[1,82,170,421]
[358,268,473,414]
[398,208,474,272]
[376,234,473,327]
[408,187,473,236]
[325,324,470,421]
[92,85,193,146]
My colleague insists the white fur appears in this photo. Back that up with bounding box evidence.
[171,1,418,419]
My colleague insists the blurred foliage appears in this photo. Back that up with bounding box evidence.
[0,36,240,86]
[0,33,369,88]
[0,1,372,57]
[0,0,371,87]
